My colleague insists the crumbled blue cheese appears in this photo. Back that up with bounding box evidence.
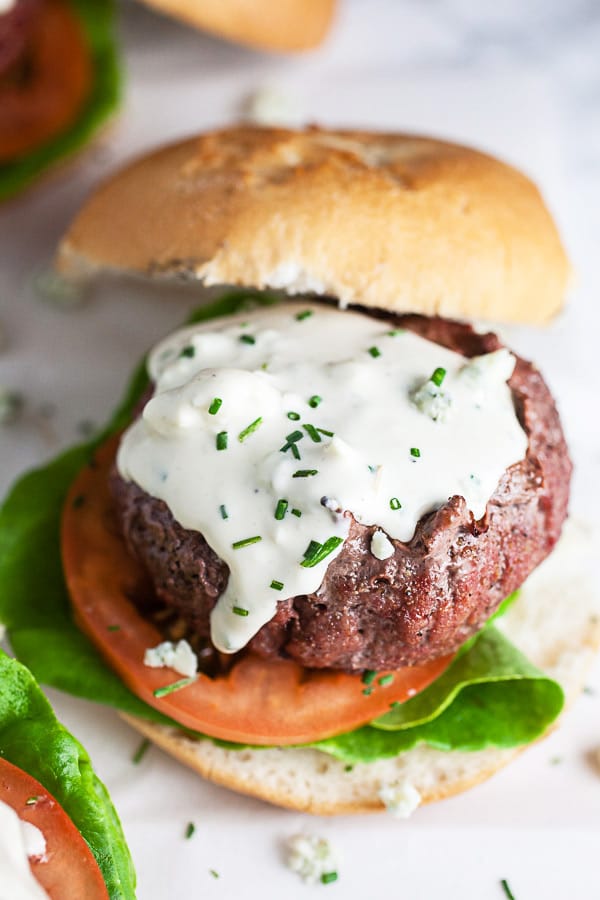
[411,380,452,423]
[285,833,339,884]
[144,640,198,678]
[378,780,422,818]
[370,530,394,560]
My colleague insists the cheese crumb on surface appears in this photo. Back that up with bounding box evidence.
[370,529,394,560]
[22,821,46,861]
[378,780,422,818]
[285,833,339,884]
[143,640,198,678]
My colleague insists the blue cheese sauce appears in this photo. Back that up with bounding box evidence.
[117,302,528,653]
[0,800,48,900]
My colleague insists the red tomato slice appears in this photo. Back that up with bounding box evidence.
[62,437,453,746]
[0,758,108,900]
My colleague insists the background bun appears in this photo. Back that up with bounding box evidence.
[135,0,337,52]
[58,126,569,324]
[121,522,599,814]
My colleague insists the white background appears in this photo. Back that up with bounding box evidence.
[1,1,599,897]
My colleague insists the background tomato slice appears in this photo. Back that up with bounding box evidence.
[0,758,108,900]
[62,438,453,746]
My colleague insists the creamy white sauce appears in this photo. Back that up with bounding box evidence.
[0,801,48,900]
[118,302,528,653]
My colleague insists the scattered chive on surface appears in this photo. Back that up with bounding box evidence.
[208,397,222,415]
[185,822,195,840]
[308,395,322,408]
[295,309,313,321]
[239,334,255,345]
[293,469,318,478]
[378,674,394,687]
[303,540,322,560]
[368,346,381,358]
[321,872,338,885]
[303,424,322,443]
[107,624,121,632]
[275,499,289,520]
[431,366,447,387]
[232,535,262,549]
[232,606,249,617]
[219,504,228,520]
[287,411,301,420]
[362,687,373,696]
[132,738,150,765]
[238,417,263,442]
[387,328,405,336]
[361,670,377,686]
[209,870,219,880]
[270,580,284,591]
[216,431,228,451]
[389,497,402,510]
[25,797,39,806]
[179,345,195,358]
[291,508,302,517]
[317,427,334,438]
[153,676,197,699]
[301,535,343,567]
[500,879,517,900]
[410,447,421,458]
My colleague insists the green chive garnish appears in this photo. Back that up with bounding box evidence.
[270,580,284,591]
[362,687,373,696]
[219,504,228,520]
[291,508,302,517]
[410,447,421,458]
[287,411,301,420]
[301,535,343,567]
[389,497,402,510]
[386,328,405,336]
[431,367,446,387]
[238,416,263,442]
[303,540,322,560]
[500,880,517,900]
[132,738,150,764]
[390,700,402,710]
[216,431,228,451]
[209,870,220,880]
[293,469,318,478]
[280,430,304,457]
[303,423,322,443]
[239,334,255,345]
[107,624,121,632]
[232,535,262,550]
[361,670,377,686]
[368,346,381,358]
[321,872,338,885]
[232,606,249,617]
[308,395,322,408]
[274,499,288,520]
[208,397,222,415]
[378,674,394,687]
[179,345,195,358]
[185,822,195,840]
[295,309,313,321]
[153,676,197,698]
[317,427,334,437]
[25,797,39,806]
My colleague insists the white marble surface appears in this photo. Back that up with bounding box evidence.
[1,1,599,898]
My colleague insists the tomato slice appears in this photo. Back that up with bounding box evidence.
[0,0,92,163]
[62,437,453,746]
[0,758,108,900]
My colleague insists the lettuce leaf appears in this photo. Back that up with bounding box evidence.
[0,650,136,899]
[0,0,121,201]
[0,291,564,765]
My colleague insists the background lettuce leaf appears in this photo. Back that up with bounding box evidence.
[0,650,136,899]
[0,290,563,765]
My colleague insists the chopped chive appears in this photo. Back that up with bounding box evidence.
[290,443,301,460]
[270,580,284,591]
[219,504,228,520]
[179,345,195,358]
[293,469,318,478]
[238,416,263,442]
[308,395,322,408]
[287,411,301,420]
[410,447,421,458]
[303,540,322,560]
[216,431,228,451]
[368,464,377,474]
[500,879,517,900]
[232,535,262,549]
[368,346,381,358]
[153,676,197,698]
[390,700,402,710]
[386,328,405,336]
[431,366,447,387]
[378,674,394,687]
[285,430,304,444]
[361,669,377,686]
[232,606,249,617]
[317,427,334,437]
[280,430,304,455]
[362,687,374,696]
[132,738,150,764]
[239,334,255,345]
[321,872,338,885]
[72,494,85,509]
[344,764,354,772]
[295,309,313,321]
[25,797,39,806]
[209,870,220,880]
[301,535,343,567]
[291,508,302,517]
[208,397,222,415]
[303,423,322,443]
[185,822,195,840]
[274,499,288,520]
[107,624,121,632]
[389,497,402,510]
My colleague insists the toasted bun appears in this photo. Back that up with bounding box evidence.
[57,126,569,325]
[135,0,336,52]
[121,521,599,815]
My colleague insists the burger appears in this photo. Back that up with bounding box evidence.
[1,126,598,815]
[0,649,135,898]
[0,0,119,201]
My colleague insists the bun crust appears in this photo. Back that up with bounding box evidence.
[58,126,569,325]
[121,522,599,815]
[135,0,336,52]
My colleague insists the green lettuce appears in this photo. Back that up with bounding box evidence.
[0,291,564,766]
[0,650,136,899]
[0,0,121,202]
